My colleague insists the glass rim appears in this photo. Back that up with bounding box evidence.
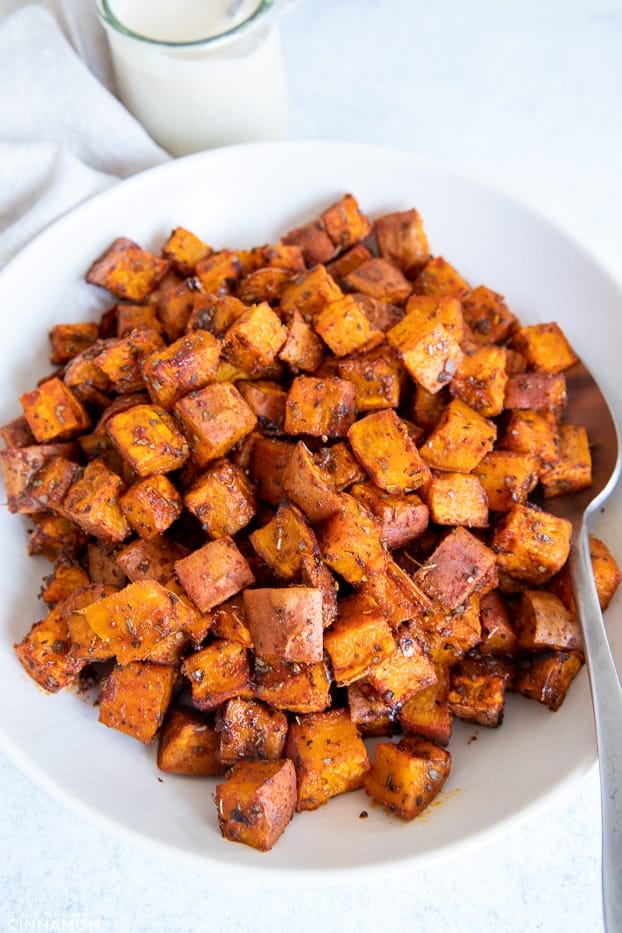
[94,0,278,49]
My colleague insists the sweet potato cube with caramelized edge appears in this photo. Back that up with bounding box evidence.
[461,285,518,344]
[281,441,342,523]
[79,579,196,663]
[399,666,452,745]
[447,658,507,727]
[24,454,81,513]
[313,295,383,357]
[362,739,451,820]
[319,193,372,252]
[589,536,622,610]
[514,590,583,653]
[157,282,197,341]
[217,697,288,766]
[120,473,182,539]
[195,249,244,295]
[504,372,567,413]
[499,408,559,466]
[344,257,411,304]
[28,512,87,561]
[250,242,306,273]
[20,378,90,443]
[348,409,430,493]
[449,343,508,417]
[237,380,287,434]
[0,415,35,449]
[475,450,539,511]
[86,237,170,301]
[314,442,366,490]
[414,526,498,611]
[182,639,253,710]
[424,471,489,528]
[106,403,189,476]
[62,584,118,665]
[280,265,343,322]
[346,683,393,736]
[421,595,483,665]
[285,708,370,812]
[208,595,252,647]
[243,587,324,662]
[157,707,222,776]
[478,590,519,656]
[184,458,256,539]
[41,556,90,605]
[249,436,295,505]
[250,501,318,579]
[350,482,429,548]
[116,303,163,338]
[14,608,79,692]
[282,216,337,266]
[174,382,257,468]
[278,310,324,373]
[374,208,430,277]
[254,655,330,712]
[221,302,287,375]
[387,317,463,394]
[162,226,211,276]
[540,424,592,498]
[0,446,78,514]
[412,384,448,433]
[93,329,164,395]
[515,650,583,711]
[404,295,466,344]
[49,322,99,365]
[362,556,430,628]
[510,322,578,374]
[365,628,437,708]
[141,330,220,409]
[319,494,385,585]
[115,536,187,584]
[300,553,338,629]
[419,399,497,472]
[63,459,129,544]
[412,256,470,300]
[236,266,294,306]
[98,661,176,743]
[337,349,403,412]
[323,592,396,686]
[492,503,572,585]
[215,758,296,851]
[175,536,255,613]
[284,376,356,438]
[326,243,373,283]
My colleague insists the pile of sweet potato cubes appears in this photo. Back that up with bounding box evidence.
[3,194,621,852]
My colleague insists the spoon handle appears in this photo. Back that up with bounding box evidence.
[570,520,622,932]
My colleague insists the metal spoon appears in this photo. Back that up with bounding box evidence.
[542,360,622,931]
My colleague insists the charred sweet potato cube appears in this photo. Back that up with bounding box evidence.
[323,592,396,685]
[49,322,99,365]
[414,526,498,611]
[285,708,370,811]
[474,450,539,511]
[0,444,78,514]
[411,384,448,433]
[0,415,35,448]
[115,536,187,584]
[41,556,91,605]
[447,658,507,727]
[504,372,567,413]
[210,595,252,647]
[236,266,293,306]
[510,322,578,374]
[141,331,220,409]
[346,682,394,736]
[344,257,411,304]
[350,482,429,548]
[319,193,372,253]
[280,265,343,321]
[86,237,170,301]
[514,590,582,653]
[374,208,430,277]
[319,494,386,585]
[195,249,244,295]
[449,342,508,417]
[14,608,79,692]
[280,441,342,523]
[237,380,287,434]
[28,512,87,561]
[461,285,518,343]
[386,315,463,394]
[314,442,367,490]
[419,399,497,473]
[217,697,288,766]
[106,403,189,476]
[248,435,295,505]
[184,458,256,539]
[254,655,331,713]
[63,459,129,544]
[515,650,583,711]
[348,409,430,493]
[412,256,470,300]
[93,329,165,395]
[540,424,592,498]
[175,536,255,613]
[398,666,452,745]
[337,349,403,412]
[221,302,287,375]
[313,294,383,357]
[182,639,253,709]
[326,243,374,282]
[249,501,318,579]
[492,503,572,585]
[284,376,356,438]
[215,758,297,851]
[157,707,222,775]
[174,382,257,468]
[20,378,91,443]
[116,303,163,338]
[478,590,519,656]
[243,587,324,663]
[162,227,212,276]
[23,455,80,514]
[498,408,559,467]
[98,661,176,743]
[278,310,325,373]
[424,471,489,528]
[362,738,451,819]
[119,473,182,539]
[365,628,437,708]
[361,557,430,628]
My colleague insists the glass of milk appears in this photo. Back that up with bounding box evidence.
[94,0,290,155]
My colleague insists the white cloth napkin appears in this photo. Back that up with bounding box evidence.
[0,0,170,268]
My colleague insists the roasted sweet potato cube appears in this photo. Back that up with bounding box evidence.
[589,536,622,610]
[253,655,331,713]
[414,526,498,611]
[285,708,370,812]
[498,408,560,466]
[63,584,118,664]
[313,442,367,490]
[398,666,452,745]
[98,661,176,743]
[157,707,222,775]
[0,444,78,514]
[157,282,198,341]
[186,294,245,339]
[221,302,287,375]
[419,399,497,472]
[492,503,572,585]
[361,557,431,628]
[447,659,507,727]
[93,329,165,395]
[119,473,182,539]
[0,415,35,449]
[184,458,255,539]
[49,322,99,365]
[313,295,383,357]
[515,650,583,711]
[280,265,343,321]
[195,249,244,295]
[362,739,451,819]
[412,256,470,300]
[449,342,508,417]
[161,574,213,647]
[217,697,288,766]
[236,266,293,306]
[387,317,463,394]
[411,384,448,433]
[348,409,430,493]
[284,376,356,438]
[474,450,539,511]
[23,455,81,514]
[106,403,189,476]
[243,587,324,662]
[344,257,411,304]
[365,628,437,708]
[403,294,466,342]
[115,536,187,584]
[478,590,519,656]
[300,553,338,629]
[141,330,220,409]
[350,482,429,548]
[353,293,404,332]
[251,242,306,273]
[162,226,212,276]
[237,380,287,434]
[20,378,91,443]
[215,758,297,851]
[116,303,164,338]
[461,285,518,343]
[510,322,578,374]
[540,424,592,498]
[249,501,318,579]
[41,556,90,605]
[281,441,342,523]
[514,590,583,652]
[326,243,373,283]
[175,536,255,613]
[174,382,257,468]
[337,349,403,412]
[248,435,295,505]
[346,682,394,736]
[504,372,567,413]
[86,237,170,301]
[182,639,253,710]
[323,592,395,685]
[421,595,483,664]
[14,608,79,692]
[424,472,489,528]
[319,193,372,252]
[87,542,127,587]
[278,310,325,373]
[374,208,430,277]
[282,215,337,265]
[209,594,252,647]
[319,494,386,585]
[28,512,87,560]
[63,459,130,544]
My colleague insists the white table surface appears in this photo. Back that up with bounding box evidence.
[1,1,621,931]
